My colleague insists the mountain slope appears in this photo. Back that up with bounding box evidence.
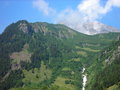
[0,20,120,90]
[86,40,120,90]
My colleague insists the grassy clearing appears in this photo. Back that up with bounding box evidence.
[76,46,100,52]
[10,44,31,64]
[22,61,52,85]
[75,46,81,49]
[9,87,41,90]
[62,67,71,71]
[107,84,120,90]
[9,84,73,90]
[77,51,87,57]
[69,58,81,62]
[53,77,75,90]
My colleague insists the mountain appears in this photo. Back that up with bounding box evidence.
[71,21,120,35]
[87,40,120,90]
[0,20,120,90]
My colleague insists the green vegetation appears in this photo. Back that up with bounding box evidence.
[10,44,31,64]
[87,41,120,90]
[76,46,100,52]
[107,84,120,90]
[22,61,52,85]
[71,58,81,62]
[9,85,73,90]
[62,67,71,71]
[77,51,88,57]
[53,76,75,90]
[0,20,120,90]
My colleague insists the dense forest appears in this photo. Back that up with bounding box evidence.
[0,20,120,90]
[87,41,120,90]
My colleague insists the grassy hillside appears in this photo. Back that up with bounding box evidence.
[86,41,120,90]
[0,20,120,90]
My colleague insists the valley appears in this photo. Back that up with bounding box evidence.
[0,20,120,90]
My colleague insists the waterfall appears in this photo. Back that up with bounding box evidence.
[82,67,87,90]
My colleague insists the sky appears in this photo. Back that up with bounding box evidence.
[0,0,120,33]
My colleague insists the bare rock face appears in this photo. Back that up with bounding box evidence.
[105,45,120,65]
[65,21,120,35]
[79,22,120,35]
[15,20,77,39]
[19,22,29,33]
[31,22,49,34]
[17,20,33,33]
[30,22,76,39]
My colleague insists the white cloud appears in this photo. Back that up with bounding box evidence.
[105,0,120,12]
[33,0,55,15]
[32,0,120,33]
[107,0,120,7]
[55,0,120,33]
[78,0,105,21]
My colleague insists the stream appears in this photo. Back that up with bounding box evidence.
[82,68,87,90]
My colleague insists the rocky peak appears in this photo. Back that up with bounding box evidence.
[17,20,29,33]
[31,22,49,33]
[81,21,120,35]
[64,21,120,35]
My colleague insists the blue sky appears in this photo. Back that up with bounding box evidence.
[0,0,120,33]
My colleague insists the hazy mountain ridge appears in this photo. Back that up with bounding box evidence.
[74,21,120,35]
